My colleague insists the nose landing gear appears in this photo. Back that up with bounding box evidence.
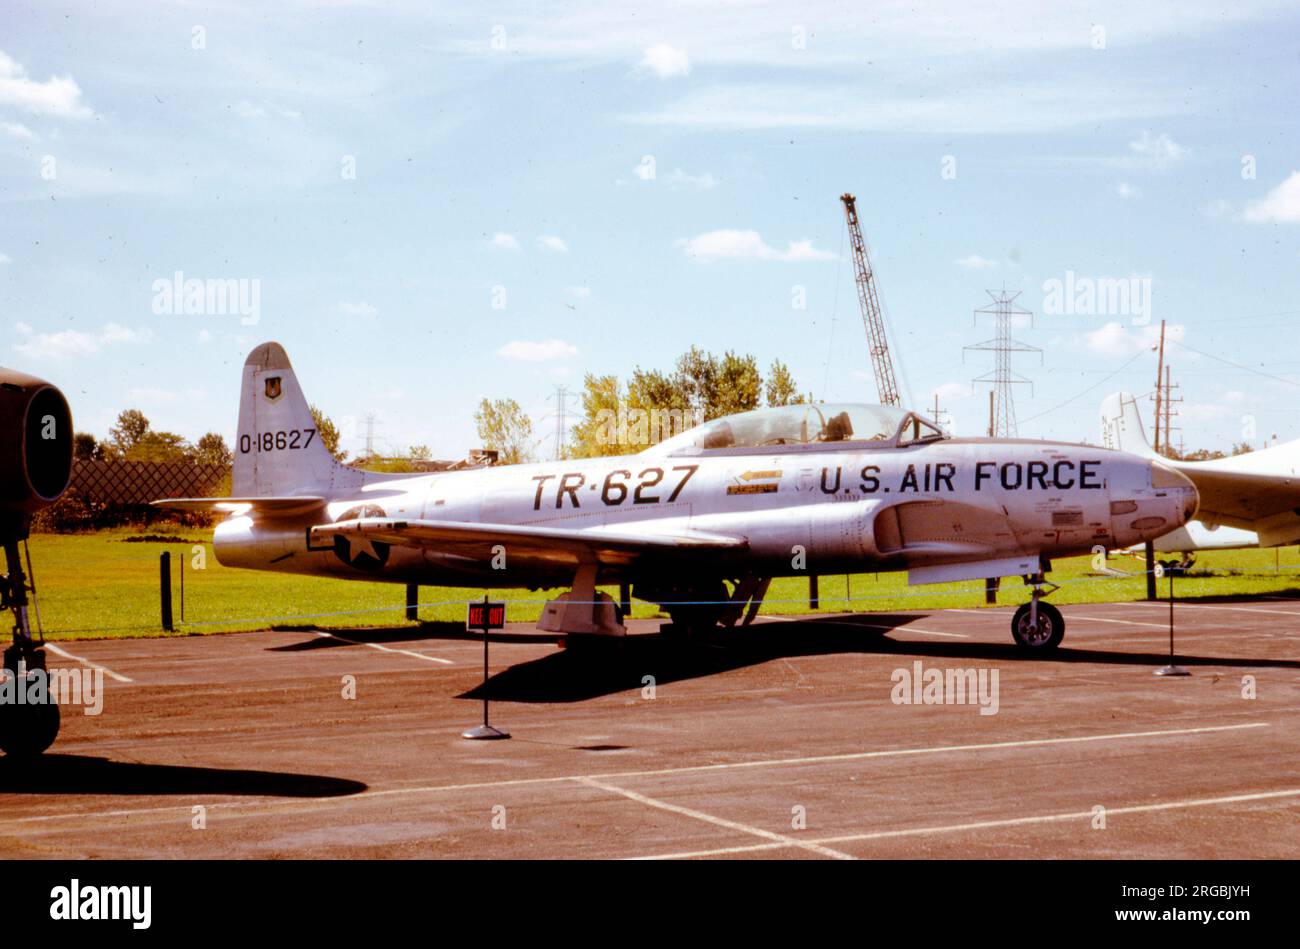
[1011,572,1065,651]
[0,535,60,758]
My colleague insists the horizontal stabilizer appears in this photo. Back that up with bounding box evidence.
[152,496,325,515]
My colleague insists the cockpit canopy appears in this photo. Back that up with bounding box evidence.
[645,402,946,456]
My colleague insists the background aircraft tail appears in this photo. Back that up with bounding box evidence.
[234,342,370,497]
[1099,391,1158,458]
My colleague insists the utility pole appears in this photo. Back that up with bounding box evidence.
[363,413,377,462]
[553,385,570,461]
[1159,319,1170,457]
[930,393,950,432]
[1146,320,1166,602]
[841,193,902,407]
[1161,365,1181,457]
[965,289,1040,438]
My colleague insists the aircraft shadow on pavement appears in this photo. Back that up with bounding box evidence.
[456,613,1300,704]
[265,621,556,652]
[0,755,368,797]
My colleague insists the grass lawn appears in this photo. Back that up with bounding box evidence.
[17,527,1300,640]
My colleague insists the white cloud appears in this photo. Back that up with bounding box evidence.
[497,338,579,361]
[956,253,997,270]
[632,160,655,181]
[337,300,378,320]
[0,50,92,118]
[567,286,591,298]
[538,235,569,253]
[99,323,152,345]
[1116,181,1141,200]
[1,119,35,141]
[1082,320,1182,358]
[1243,171,1300,223]
[489,232,521,251]
[1126,130,1188,170]
[639,44,691,78]
[0,253,10,264]
[667,168,717,190]
[12,321,151,360]
[624,79,1191,134]
[197,329,213,344]
[676,229,835,262]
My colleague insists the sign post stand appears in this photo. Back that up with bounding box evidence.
[1154,569,1190,677]
[462,595,510,740]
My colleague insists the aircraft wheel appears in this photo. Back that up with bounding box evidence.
[1011,601,1065,652]
[665,585,726,637]
[0,686,60,757]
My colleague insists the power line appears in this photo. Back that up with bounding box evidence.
[1018,348,1148,425]
[1169,338,1300,390]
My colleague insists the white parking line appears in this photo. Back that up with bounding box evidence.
[578,776,854,860]
[313,631,453,665]
[0,721,1265,829]
[636,787,1300,860]
[43,643,134,683]
[1118,601,1300,617]
[1068,614,1171,630]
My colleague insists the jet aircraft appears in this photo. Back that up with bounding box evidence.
[155,344,1198,653]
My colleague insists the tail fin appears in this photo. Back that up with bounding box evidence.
[1099,391,1157,458]
[234,342,367,497]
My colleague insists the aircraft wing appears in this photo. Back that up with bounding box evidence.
[153,496,326,515]
[1167,467,1300,528]
[309,517,748,569]
[1102,390,1300,543]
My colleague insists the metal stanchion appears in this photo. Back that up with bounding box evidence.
[1154,567,1189,677]
[462,595,510,739]
[160,551,174,632]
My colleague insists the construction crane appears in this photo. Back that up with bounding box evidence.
[840,193,901,407]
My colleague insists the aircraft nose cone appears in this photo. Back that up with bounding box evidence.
[1150,461,1199,525]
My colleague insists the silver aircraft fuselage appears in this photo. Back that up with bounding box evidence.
[213,436,1196,589]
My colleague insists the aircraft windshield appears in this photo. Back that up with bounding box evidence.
[647,403,938,455]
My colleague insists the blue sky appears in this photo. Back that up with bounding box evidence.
[2,1,1299,460]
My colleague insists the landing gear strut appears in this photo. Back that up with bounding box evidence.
[0,535,60,757]
[1010,572,1065,652]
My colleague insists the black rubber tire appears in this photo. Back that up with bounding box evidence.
[1011,601,1065,651]
[0,688,61,757]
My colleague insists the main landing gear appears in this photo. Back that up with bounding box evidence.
[0,535,60,757]
[1010,572,1065,652]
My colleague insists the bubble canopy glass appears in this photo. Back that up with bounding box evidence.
[644,403,946,456]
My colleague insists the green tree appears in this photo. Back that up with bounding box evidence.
[568,374,624,458]
[474,398,534,465]
[109,409,150,456]
[765,359,804,407]
[73,432,103,461]
[127,431,192,463]
[193,432,232,467]
[713,351,762,418]
[674,346,718,420]
[309,405,347,461]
